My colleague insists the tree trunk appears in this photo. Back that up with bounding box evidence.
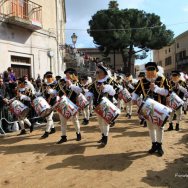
[121,48,131,74]
[128,44,134,74]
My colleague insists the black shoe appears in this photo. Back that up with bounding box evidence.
[173,114,177,120]
[90,113,93,117]
[156,142,164,157]
[49,127,56,134]
[175,124,179,131]
[140,119,144,125]
[101,136,108,146]
[97,134,104,143]
[56,135,67,144]
[40,132,49,139]
[30,124,34,133]
[76,132,81,141]
[18,129,27,135]
[82,119,89,125]
[128,114,131,119]
[184,110,187,115]
[148,142,157,154]
[167,123,173,131]
[125,113,129,117]
[143,121,147,127]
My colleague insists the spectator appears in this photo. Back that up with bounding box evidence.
[7,67,16,82]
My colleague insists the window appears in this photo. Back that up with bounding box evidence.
[165,49,167,54]
[169,48,171,52]
[177,43,179,48]
[11,56,30,64]
[165,56,172,66]
[158,61,162,66]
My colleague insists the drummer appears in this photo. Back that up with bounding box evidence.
[88,64,116,146]
[40,71,57,139]
[167,71,187,131]
[56,68,82,144]
[132,62,170,156]
[16,77,34,135]
[79,75,91,125]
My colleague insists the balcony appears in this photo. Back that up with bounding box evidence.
[0,0,42,30]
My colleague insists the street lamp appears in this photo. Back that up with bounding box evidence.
[71,33,77,48]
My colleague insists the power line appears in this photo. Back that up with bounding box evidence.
[63,21,188,32]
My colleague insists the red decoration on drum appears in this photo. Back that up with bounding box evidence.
[9,100,29,119]
[118,88,132,103]
[53,96,78,119]
[76,93,89,110]
[138,97,172,127]
[95,97,121,124]
[166,92,184,111]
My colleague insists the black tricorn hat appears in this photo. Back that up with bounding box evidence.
[80,75,88,80]
[145,62,158,71]
[138,72,145,77]
[64,68,77,75]
[97,65,108,75]
[171,70,181,76]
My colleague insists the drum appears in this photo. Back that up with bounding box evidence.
[76,93,89,109]
[32,97,52,118]
[166,92,184,111]
[53,96,78,119]
[118,88,132,103]
[138,97,172,127]
[9,100,29,119]
[95,97,121,124]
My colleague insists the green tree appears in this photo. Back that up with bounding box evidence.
[88,0,174,74]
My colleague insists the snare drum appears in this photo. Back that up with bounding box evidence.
[138,97,172,127]
[95,97,121,124]
[118,88,132,103]
[76,93,89,109]
[9,100,29,119]
[53,95,78,119]
[166,92,184,111]
[32,97,52,118]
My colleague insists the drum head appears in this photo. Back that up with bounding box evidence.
[19,108,30,119]
[40,108,52,118]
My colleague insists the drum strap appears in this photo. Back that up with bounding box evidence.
[140,80,147,98]
[158,77,165,103]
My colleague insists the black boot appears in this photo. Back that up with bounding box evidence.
[49,127,56,134]
[143,121,147,127]
[148,142,157,154]
[128,114,131,119]
[56,135,67,144]
[125,113,129,117]
[76,132,81,141]
[175,123,179,131]
[97,134,104,143]
[101,136,108,146]
[82,119,89,125]
[40,131,49,139]
[156,142,164,157]
[140,119,144,125]
[30,124,34,133]
[18,129,27,135]
[167,123,173,131]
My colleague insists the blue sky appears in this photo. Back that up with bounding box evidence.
[65,0,188,64]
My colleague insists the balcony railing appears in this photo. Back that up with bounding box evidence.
[0,0,42,30]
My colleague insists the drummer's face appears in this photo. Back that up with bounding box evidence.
[172,74,180,82]
[96,70,105,80]
[146,66,157,79]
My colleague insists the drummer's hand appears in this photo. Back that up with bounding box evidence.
[66,80,72,87]
[150,83,155,91]
[99,84,104,91]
